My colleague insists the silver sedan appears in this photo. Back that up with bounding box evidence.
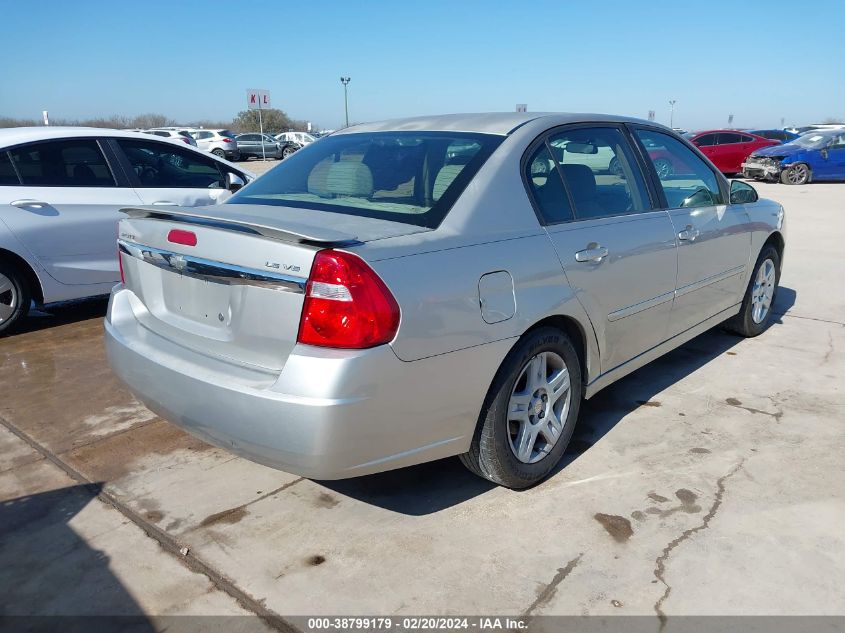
[105,113,785,488]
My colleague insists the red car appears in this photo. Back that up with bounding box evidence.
[685,130,779,174]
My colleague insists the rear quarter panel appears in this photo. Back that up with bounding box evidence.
[369,234,593,365]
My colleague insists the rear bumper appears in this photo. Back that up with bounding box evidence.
[105,287,510,479]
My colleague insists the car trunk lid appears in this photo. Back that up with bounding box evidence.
[117,205,426,373]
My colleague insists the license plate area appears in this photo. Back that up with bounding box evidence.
[162,272,234,328]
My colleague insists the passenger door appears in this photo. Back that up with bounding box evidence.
[0,138,142,285]
[526,125,677,374]
[111,138,234,207]
[715,132,750,173]
[237,134,257,157]
[817,133,845,179]
[632,128,751,337]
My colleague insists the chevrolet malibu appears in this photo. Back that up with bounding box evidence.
[105,113,786,489]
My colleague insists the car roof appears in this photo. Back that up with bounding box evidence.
[0,126,193,147]
[337,112,664,136]
[692,129,758,136]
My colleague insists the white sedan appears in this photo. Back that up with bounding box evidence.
[0,127,255,333]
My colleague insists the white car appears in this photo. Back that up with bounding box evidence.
[143,128,198,147]
[0,127,254,333]
[275,131,316,147]
[189,129,241,160]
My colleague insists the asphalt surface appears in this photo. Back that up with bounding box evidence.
[1,180,843,626]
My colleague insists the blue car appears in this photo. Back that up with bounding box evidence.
[742,129,845,184]
[747,129,800,144]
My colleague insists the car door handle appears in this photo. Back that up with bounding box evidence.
[678,226,700,242]
[11,199,49,209]
[574,245,609,263]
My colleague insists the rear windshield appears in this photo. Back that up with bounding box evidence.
[227,131,502,228]
[218,130,238,139]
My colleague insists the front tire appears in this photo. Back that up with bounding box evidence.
[461,327,582,489]
[724,245,780,337]
[781,163,810,185]
[0,263,31,335]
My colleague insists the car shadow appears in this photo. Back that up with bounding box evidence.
[0,482,155,630]
[321,287,797,515]
[11,297,109,336]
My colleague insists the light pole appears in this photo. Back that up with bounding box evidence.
[669,100,677,129]
[340,77,351,127]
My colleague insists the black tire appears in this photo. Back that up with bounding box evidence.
[282,145,296,159]
[212,148,225,158]
[460,327,582,489]
[0,261,31,336]
[780,162,810,185]
[724,244,780,337]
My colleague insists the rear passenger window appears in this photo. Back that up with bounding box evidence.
[117,139,224,189]
[693,134,718,146]
[717,133,743,144]
[8,139,115,187]
[546,127,650,220]
[0,152,19,185]
[634,129,723,209]
[525,144,573,224]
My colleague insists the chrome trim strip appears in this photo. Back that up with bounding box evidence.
[607,291,674,322]
[675,265,745,299]
[118,240,306,293]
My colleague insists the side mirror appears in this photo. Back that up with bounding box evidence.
[730,180,758,204]
[226,172,245,193]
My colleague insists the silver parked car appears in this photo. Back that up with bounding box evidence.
[235,133,297,160]
[105,113,785,488]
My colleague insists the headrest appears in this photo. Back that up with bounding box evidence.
[561,164,597,200]
[325,161,374,197]
[433,164,464,201]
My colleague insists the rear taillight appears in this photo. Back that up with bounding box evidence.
[297,250,400,349]
[222,138,232,143]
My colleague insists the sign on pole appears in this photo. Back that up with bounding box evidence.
[247,89,271,110]
[246,89,271,160]
[648,110,655,121]
[42,110,49,126]
[728,114,734,127]
[516,104,527,113]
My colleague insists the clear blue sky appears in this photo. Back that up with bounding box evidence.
[2,0,843,130]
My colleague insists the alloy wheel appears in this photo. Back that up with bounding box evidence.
[0,272,18,325]
[786,164,808,185]
[751,258,776,324]
[507,351,572,464]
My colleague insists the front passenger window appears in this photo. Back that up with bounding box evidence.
[635,129,723,209]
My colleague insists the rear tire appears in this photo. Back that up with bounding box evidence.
[212,148,225,158]
[460,327,582,489]
[724,245,780,337]
[282,145,296,159]
[0,262,31,336]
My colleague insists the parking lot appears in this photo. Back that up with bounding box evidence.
[1,180,843,625]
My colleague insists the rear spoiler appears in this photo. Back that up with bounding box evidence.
[121,206,359,245]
